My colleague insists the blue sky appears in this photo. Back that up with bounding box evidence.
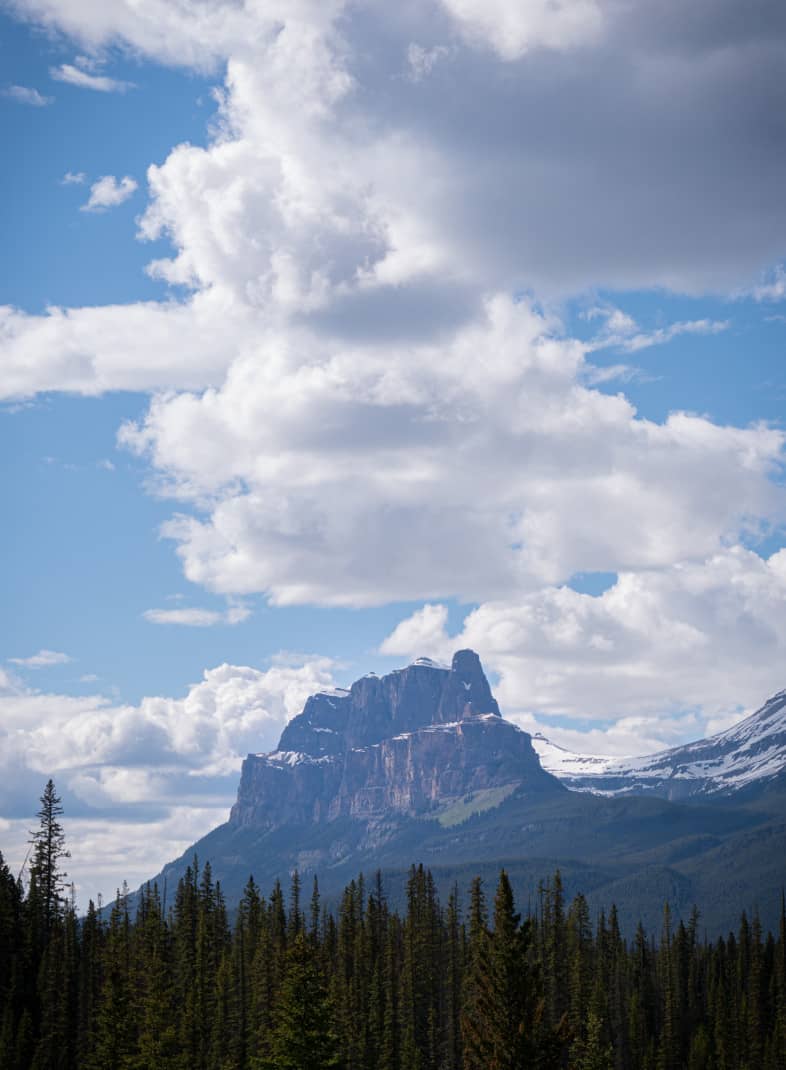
[2,0,786,904]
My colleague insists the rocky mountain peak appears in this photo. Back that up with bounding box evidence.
[278,648,500,757]
[231,650,560,829]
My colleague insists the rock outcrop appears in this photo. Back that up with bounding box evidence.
[230,650,561,828]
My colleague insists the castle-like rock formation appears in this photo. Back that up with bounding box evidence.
[230,650,562,828]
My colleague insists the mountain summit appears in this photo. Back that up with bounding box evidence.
[147,653,786,937]
[230,649,560,828]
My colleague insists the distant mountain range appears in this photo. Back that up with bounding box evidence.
[149,652,786,937]
[532,689,786,800]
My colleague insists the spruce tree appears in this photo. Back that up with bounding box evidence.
[28,781,70,938]
[264,931,339,1069]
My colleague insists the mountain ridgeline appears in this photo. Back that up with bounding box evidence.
[533,688,786,800]
[153,651,786,938]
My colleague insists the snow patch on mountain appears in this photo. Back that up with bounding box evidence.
[532,690,786,798]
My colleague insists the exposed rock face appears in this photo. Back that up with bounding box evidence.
[230,650,560,828]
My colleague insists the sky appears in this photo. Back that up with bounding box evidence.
[2,0,786,905]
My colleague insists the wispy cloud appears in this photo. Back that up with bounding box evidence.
[587,305,730,354]
[50,64,134,94]
[751,265,786,303]
[406,43,452,82]
[81,175,138,213]
[2,85,52,107]
[143,603,251,627]
[61,171,86,185]
[8,649,72,669]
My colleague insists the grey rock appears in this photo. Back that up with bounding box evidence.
[230,650,559,829]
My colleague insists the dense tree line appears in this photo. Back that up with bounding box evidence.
[2,782,786,1069]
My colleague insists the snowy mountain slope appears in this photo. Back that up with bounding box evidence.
[532,689,786,799]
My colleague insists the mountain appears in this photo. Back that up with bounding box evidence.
[147,653,786,937]
[532,688,786,801]
[231,649,561,829]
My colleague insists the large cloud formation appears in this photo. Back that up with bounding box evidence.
[0,656,336,900]
[3,1,786,894]
[382,547,786,754]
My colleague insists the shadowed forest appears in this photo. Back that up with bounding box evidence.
[2,782,785,1069]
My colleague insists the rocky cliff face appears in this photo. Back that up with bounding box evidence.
[230,650,561,828]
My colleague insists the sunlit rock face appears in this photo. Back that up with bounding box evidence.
[230,650,561,828]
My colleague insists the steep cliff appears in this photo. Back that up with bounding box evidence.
[230,650,560,828]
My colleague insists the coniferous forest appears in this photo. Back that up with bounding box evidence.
[2,783,786,1069]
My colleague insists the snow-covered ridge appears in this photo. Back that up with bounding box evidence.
[532,689,786,798]
[400,656,450,671]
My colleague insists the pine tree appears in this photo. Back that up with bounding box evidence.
[91,887,134,1070]
[28,781,70,939]
[264,931,339,1069]
[462,870,563,1070]
[444,884,463,1070]
[572,1010,614,1070]
[131,882,180,1070]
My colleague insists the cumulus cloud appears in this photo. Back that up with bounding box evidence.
[118,294,786,607]
[3,0,786,765]
[50,62,134,93]
[440,0,604,59]
[0,291,244,398]
[381,547,786,753]
[0,654,337,899]
[0,656,335,791]
[81,174,138,212]
[0,807,230,906]
[2,84,51,106]
[8,649,72,668]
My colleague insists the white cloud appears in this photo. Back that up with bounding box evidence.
[143,602,251,627]
[117,294,785,607]
[439,0,604,59]
[0,654,338,901]
[61,170,86,184]
[751,265,786,302]
[406,43,452,82]
[0,656,336,788]
[50,63,134,93]
[8,0,289,71]
[0,806,230,907]
[587,306,731,354]
[381,546,786,753]
[2,84,51,106]
[9,649,72,668]
[81,174,138,212]
[0,290,243,399]
[381,604,450,656]
[3,0,786,758]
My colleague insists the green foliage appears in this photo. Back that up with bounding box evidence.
[261,932,339,1069]
[2,781,785,1070]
